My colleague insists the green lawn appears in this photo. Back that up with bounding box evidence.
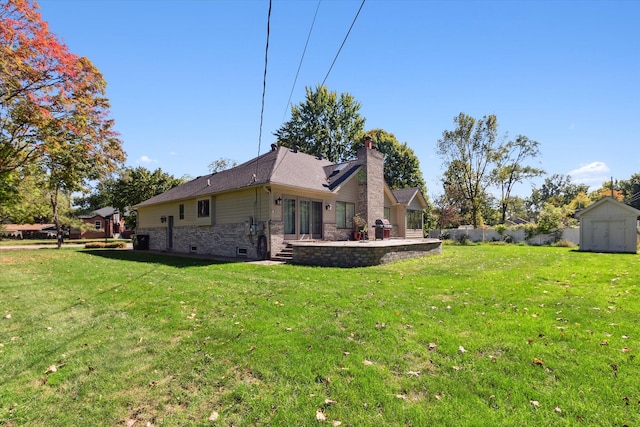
[1,245,638,426]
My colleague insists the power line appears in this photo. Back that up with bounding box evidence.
[257,0,272,163]
[320,0,366,87]
[282,0,322,123]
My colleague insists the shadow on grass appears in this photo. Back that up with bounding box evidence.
[80,249,239,268]
[568,248,639,255]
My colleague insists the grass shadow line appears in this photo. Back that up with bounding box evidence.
[79,248,239,267]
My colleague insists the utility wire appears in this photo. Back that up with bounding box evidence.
[282,0,322,123]
[257,0,272,164]
[320,0,366,87]
[254,0,272,218]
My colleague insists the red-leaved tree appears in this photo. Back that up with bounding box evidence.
[1,0,125,245]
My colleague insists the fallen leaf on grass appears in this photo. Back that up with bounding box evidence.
[3,314,11,319]
[363,360,374,366]
[208,411,219,421]
[530,400,540,408]
[333,422,342,426]
[435,392,444,400]
[324,399,337,405]
[622,347,632,353]
[45,365,57,374]
[428,343,438,351]
[458,346,468,353]
[532,358,544,366]
[554,406,562,414]
[407,371,420,377]
[315,409,327,421]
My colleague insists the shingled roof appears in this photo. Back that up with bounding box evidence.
[134,146,354,208]
[392,187,425,206]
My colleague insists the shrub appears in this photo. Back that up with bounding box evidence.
[495,224,508,235]
[457,234,473,245]
[553,239,576,248]
[85,242,127,249]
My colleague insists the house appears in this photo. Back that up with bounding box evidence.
[133,140,428,260]
[576,197,640,253]
[69,207,125,240]
[0,223,57,239]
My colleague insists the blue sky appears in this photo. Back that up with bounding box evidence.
[38,0,639,199]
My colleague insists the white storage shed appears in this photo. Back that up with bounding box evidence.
[576,197,640,253]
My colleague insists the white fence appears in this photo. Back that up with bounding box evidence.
[428,227,580,245]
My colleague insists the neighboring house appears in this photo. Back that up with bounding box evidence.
[69,207,125,240]
[134,141,428,260]
[0,223,57,239]
[576,197,640,253]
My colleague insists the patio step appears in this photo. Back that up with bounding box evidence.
[272,244,293,262]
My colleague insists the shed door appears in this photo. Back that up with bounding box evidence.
[609,220,626,252]
[592,220,625,252]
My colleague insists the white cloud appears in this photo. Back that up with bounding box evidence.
[138,155,156,164]
[568,161,610,188]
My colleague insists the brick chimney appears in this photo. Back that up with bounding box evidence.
[357,137,384,229]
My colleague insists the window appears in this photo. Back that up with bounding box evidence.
[336,201,355,229]
[284,199,296,234]
[179,204,185,220]
[197,199,210,218]
[94,220,101,230]
[406,209,423,229]
[384,207,390,219]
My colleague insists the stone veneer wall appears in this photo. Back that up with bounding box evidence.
[269,220,285,257]
[136,223,265,259]
[292,240,442,267]
[357,146,385,228]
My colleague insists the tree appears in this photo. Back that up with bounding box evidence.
[362,129,427,193]
[0,173,51,223]
[491,135,544,223]
[274,85,365,163]
[437,113,500,228]
[503,195,529,222]
[75,167,185,228]
[528,174,589,215]
[208,158,237,174]
[433,192,463,230]
[1,0,125,246]
[612,173,640,210]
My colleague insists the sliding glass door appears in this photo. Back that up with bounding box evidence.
[284,197,323,240]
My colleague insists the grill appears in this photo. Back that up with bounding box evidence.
[374,219,392,240]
